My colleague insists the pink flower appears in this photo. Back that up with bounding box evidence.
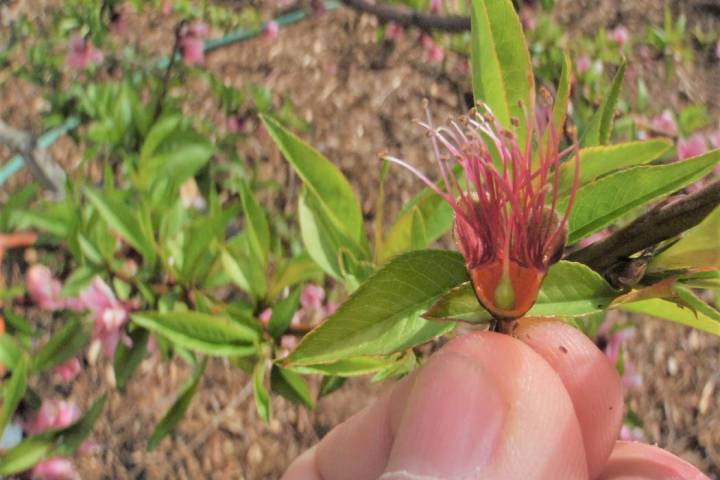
[66,34,103,70]
[264,20,279,42]
[619,425,645,442]
[258,308,272,326]
[226,115,243,133]
[386,101,579,320]
[53,358,82,384]
[420,34,444,62]
[609,25,630,48]
[26,265,65,311]
[161,1,173,15]
[650,110,677,137]
[24,400,80,435]
[520,6,537,31]
[79,277,130,357]
[324,302,339,317]
[32,458,78,480]
[677,133,707,161]
[179,21,208,67]
[429,0,442,13]
[385,22,404,41]
[300,284,325,310]
[575,54,591,75]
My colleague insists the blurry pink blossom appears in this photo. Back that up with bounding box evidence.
[280,335,298,351]
[109,5,128,36]
[226,115,243,133]
[26,265,65,311]
[24,400,80,435]
[429,0,442,13]
[385,22,404,41]
[265,20,279,42]
[650,109,677,137]
[179,21,208,67]
[424,40,444,63]
[677,133,707,161]
[575,54,591,75]
[161,1,174,15]
[79,277,130,357]
[53,358,82,384]
[258,308,272,326]
[609,25,630,48]
[300,284,325,310]
[619,425,645,442]
[32,458,78,480]
[77,440,100,456]
[324,302,339,317]
[66,34,103,70]
[520,6,537,31]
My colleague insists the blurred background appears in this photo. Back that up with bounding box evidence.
[1,0,719,478]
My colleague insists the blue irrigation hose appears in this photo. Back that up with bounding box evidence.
[0,1,340,187]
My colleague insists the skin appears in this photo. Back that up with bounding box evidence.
[282,319,709,480]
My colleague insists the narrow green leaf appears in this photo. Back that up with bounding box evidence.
[649,205,720,271]
[0,437,53,475]
[0,334,21,370]
[270,365,314,409]
[470,0,534,137]
[131,311,258,357]
[113,328,150,390]
[409,208,427,251]
[566,149,720,243]
[581,63,626,146]
[253,360,271,422]
[284,250,466,367]
[619,298,720,337]
[673,285,720,321]
[552,52,572,136]
[558,139,673,196]
[424,261,619,322]
[84,188,155,261]
[140,115,183,159]
[0,354,28,436]
[2,309,34,336]
[148,358,207,450]
[268,288,302,340]
[238,180,270,267]
[319,376,346,397]
[268,254,323,300]
[33,318,92,372]
[261,115,365,244]
[289,356,400,377]
[221,249,252,293]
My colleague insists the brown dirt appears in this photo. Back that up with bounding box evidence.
[2,0,720,478]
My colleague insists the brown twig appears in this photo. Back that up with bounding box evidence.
[338,0,470,32]
[567,180,720,275]
[151,21,185,123]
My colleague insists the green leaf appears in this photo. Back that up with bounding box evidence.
[268,287,301,340]
[268,254,323,299]
[270,365,314,409]
[261,115,365,244]
[0,354,28,436]
[0,334,22,370]
[581,62,626,147]
[54,394,107,456]
[253,360,271,422]
[0,437,53,476]
[3,309,34,336]
[289,356,401,377]
[551,52,572,136]
[113,328,150,390]
[60,265,98,297]
[131,311,259,357]
[558,139,673,196]
[33,317,92,372]
[566,149,720,243]
[672,285,720,321]
[238,180,270,268]
[284,250,466,367]
[381,187,454,263]
[319,376,346,397]
[84,188,155,262]
[424,261,619,322]
[649,205,720,271]
[148,358,207,450]
[619,298,720,337]
[470,0,534,137]
[140,115,182,159]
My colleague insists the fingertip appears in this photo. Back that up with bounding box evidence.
[599,442,710,480]
[512,318,624,478]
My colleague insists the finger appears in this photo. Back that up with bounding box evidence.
[281,446,321,480]
[598,441,710,479]
[384,332,588,479]
[512,318,624,478]
[306,372,417,480]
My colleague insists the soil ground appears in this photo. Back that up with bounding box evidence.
[2,0,720,478]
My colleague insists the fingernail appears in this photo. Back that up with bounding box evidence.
[384,351,506,478]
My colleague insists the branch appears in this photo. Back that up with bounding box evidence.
[0,119,66,196]
[338,0,470,32]
[567,180,720,274]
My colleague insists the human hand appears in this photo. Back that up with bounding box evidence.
[282,319,709,480]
